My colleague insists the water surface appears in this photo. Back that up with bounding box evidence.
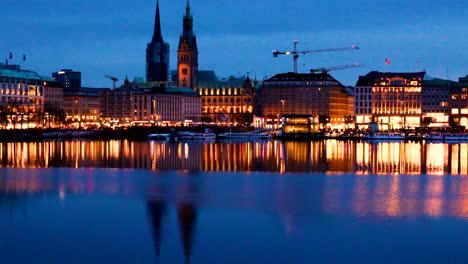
[1,140,468,263]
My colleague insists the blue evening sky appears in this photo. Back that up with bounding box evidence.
[2,0,467,87]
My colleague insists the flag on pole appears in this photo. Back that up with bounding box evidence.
[9,52,12,60]
[23,54,26,61]
[385,58,391,65]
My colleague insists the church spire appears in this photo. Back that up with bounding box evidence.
[185,0,191,17]
[152,0,163,42]
[177,0,198,88]
[146,0,170,82]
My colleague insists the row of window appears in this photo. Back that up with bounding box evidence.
[197,88,251,96]
[202,98,252,103]
[265,81,338,86]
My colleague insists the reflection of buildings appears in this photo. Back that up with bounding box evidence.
[0,140,467,175]
[146,173,199,263]
[146,200,167,261]
[178,203,197,264]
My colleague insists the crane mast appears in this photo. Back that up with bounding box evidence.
[273,40,360,73]
[309,63,364,74]
[104,75,119,90]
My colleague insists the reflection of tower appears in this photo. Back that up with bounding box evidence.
[146,0,170,82]
[177,0,198,88]
[177,203,197,264]
[176,175,200,264]
[421,142,427,175]
[146,200,167,262]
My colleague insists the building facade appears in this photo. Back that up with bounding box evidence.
[355,71,425,130]
[0,65,48,129]
[52,69,81,90]
[63,87,102,128]
[177,0,198,88]
[451,75,468,128]
[132,85,201,125]
[42,78,64,128]
[257,72,351,130]
[195,75,255,124]
[421,77,454,127]
[99,87,133,126]
[146,0,170,82]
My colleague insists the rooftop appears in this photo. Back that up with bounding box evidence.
[356,71,426,86]
[0,68,42,81]
[264,72,342,85]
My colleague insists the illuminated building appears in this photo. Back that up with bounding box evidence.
[422,76,455,127]
[146,0,170,82]
[99,82,133,126]
[0,65,49,129]
[194,74,256,124]
[63,87,102,128]
[257,72,351,130]
[177,0,198,88]
[42,77,64,128]
[451,75,468,128]
[355,71,425,130]
[52,69,81,90]
[132,85,201,125]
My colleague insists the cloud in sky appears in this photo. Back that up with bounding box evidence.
[1,0,467,87]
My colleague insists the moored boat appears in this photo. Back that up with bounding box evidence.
[147,133,171,140]
[424,132,468,142]
[177,131,216,140]
[217,132,272,140]
[361,132,405,141]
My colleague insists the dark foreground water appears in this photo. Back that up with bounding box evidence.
[1,168,468,263]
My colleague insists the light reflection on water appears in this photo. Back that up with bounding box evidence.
[0,140,467,174]
[2,168,468,262]
[2,169,468,219]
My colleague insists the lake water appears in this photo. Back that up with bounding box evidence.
[1,140,468,263]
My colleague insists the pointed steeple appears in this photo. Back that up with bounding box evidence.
[185,0,191,17]
[178,203,197,264]
[147,200,167,262]
[177,0,198,88]
[146,0,170,82]
[152,0,163,42]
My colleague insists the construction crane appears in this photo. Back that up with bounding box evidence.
[309,63,364,74]
[104,75,119,89]
[272,40,360,73]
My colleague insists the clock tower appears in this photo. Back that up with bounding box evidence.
[177,0,198,88]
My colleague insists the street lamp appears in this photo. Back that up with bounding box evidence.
[280,99,286,116]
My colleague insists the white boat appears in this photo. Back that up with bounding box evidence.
[423,133,444,141]
[444,133,468,141]
[424,132,468,142]
[147,133,171,140]
[217,132,272,140]
[177,131,216,140]
[362,132,405,140]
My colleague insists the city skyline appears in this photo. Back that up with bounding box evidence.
[2,0,467,88]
